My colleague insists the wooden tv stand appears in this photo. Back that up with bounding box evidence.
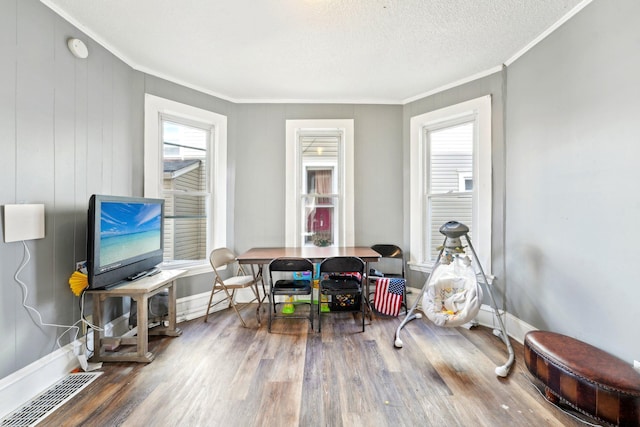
[88,269,186,363]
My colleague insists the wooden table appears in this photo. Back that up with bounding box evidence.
[88,269,186,363]
[236,246,382,265]
[236,247,381,321]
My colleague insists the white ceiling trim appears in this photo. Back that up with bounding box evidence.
[401,66,504,105]
[42,0,242,102]
[41,0,591,106]
[504,0,593,66]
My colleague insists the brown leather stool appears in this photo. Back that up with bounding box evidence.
[524,330,640,426]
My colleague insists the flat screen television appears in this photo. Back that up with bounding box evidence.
[87,194,164,289]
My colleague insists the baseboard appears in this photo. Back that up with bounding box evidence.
[176,290,220,322]
[475,304,536,344]
[0,340,78,419]
[0,314,129,420]
[0,290,236,419]
[176,286,259,322]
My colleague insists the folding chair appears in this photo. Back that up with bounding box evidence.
[369,244,407,316]
[204,247,260,327]
[268,257,314,332]
[318,256,366,332]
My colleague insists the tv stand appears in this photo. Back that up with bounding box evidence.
[88,269,186,363]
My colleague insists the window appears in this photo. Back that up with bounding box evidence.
[458,171,473,192]
[161,119,208,261]
[144,94,227,268]
[409,96,491,272]
[285,120,354,247]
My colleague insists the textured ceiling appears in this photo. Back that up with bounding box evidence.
[42,0,587,104]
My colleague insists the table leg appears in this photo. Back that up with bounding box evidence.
[364,261,374,321]
[135,294,151,361]
[248,264,266,325]
[92,294,103,359]
[165,282,182,336]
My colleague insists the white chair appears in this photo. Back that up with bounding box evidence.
[204,247,260,327]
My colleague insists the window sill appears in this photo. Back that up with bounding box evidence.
[159,260,213,278]
[408,261,435,274]
[408,261,494,285]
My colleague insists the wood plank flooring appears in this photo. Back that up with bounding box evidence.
[41,305,590,426]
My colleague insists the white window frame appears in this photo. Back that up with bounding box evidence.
[458,171,473,192]
[285,119,354,247]
[144,94,227,273]
[409,95,492,273]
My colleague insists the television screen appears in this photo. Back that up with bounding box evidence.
[99,201,162,267]
[87,194,164,289]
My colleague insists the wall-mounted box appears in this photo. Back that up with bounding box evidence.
[3,204,45,243]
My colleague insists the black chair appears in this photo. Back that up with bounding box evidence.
[369,244,407,315]
[318,256,366,332]
[268,257,315,332]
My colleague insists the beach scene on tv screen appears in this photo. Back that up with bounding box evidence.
[100,202,162,267]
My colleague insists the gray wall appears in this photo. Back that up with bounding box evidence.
[232,103,403,255]
[0,0,145,378]
[504,0,640,364]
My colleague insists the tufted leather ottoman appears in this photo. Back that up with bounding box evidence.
[524,331,640,426]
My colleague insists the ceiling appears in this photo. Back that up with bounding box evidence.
[42,0,588,104]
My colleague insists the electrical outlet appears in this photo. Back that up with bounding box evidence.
[83,315,92,335]
[634,360,640,372]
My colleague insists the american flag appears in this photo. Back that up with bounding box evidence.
[374,277,405,316]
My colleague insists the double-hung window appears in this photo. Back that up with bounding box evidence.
[144,95,227,269]
[409,96,492,272]
[285,120,354,247]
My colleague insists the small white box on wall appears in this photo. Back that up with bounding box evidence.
[3,204,45,243]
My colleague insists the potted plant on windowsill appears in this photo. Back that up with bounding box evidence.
[312,232,332,247]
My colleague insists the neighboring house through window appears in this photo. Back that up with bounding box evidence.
[144,94,227,268]
[285,120,354,247]
[409,95,492,272]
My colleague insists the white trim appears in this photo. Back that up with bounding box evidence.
[504,0,594,66]
[144,94,227,254]
[160,260,213,277]
[0,314,129,420]
[402,66,503,105]
[0,288,254,419]
[40,0,591,105]
[409,95,492,272]
[475,304,537,345]
[176,290,217,323]
[0,343,79,419]
[285,119,354,247]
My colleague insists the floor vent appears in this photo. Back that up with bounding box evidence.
[1,372,102,427]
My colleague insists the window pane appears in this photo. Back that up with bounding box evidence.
[427,121,474,261]
[429,122,473,194]
[428,194,473,261]
[300,134,339,246]
[164,216,207,260]
[301,135,339,163]
[162,119,209,261]
[302,195,337,246]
